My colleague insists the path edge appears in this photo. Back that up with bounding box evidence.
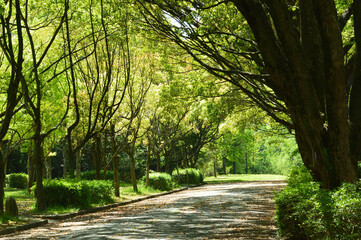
[0,183,205,236]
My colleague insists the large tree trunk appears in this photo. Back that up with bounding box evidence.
[34,136,46,211]
[76,149,82,178]
[45,157,51,179]
[233,0,358,189]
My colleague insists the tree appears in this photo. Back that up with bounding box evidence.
[138,0,360,189]
[63,0,130,179]
[0,0,24,214]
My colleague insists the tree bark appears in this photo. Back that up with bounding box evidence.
[245,152,248,174]
[76,149,82,178]
[146,144,151,187]
[213,159,217,177]
[28,140,35,192]
[232,0,358,189]
[62,140,68,179]
[34,135,46,211]
[156,151,161,172]
[130,154,138,192]
[0,149,5,215]
[94,135,102,180]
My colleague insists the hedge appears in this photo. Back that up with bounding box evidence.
[34,179,114,209]
[142,172,174,191]
[275,165,361,239]
[7,173,28,189]
[172,168,204,185]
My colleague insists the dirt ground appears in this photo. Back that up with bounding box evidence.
[2,181,286,240]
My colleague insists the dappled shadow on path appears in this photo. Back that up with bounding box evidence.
[4,182,286,240]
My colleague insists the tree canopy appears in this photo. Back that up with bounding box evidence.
[136,0,361,189]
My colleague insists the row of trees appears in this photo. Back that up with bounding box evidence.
[0,0,308,214]
[137,0,361,189]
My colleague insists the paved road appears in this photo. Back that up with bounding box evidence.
[3,181,286,240]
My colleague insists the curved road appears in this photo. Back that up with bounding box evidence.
[3,181,286,240]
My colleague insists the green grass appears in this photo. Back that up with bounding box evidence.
[119,183,165,198]
[4,189,33,201]
[4,189,35,216]
[204,174,288,183]
[2,182,170,217]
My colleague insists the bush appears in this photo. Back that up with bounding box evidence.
[276,165,361,239]
[7,173,28,189]
[332,182,361,239]
[36,179,114,209]
[172,168,204,185]
[287,164,313,188]
[143,172,174,191]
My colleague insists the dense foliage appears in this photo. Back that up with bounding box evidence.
[172,168,204,185]
[7,173,28,189]
[276,165,361,239]
[35,179,114,209]
[143,173,174,191]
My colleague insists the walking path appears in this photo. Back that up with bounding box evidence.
[3,181,286,239]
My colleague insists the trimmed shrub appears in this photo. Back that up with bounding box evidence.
[36,179,114,209]
[287,164,313,187]
[143,172,174,191]
[8,173,28,189]
[332,182,361,239]
[276,165,361,239]
[172,168,204,185]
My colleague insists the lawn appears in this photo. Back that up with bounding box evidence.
[204,174,288,183]
[2,182,168,217]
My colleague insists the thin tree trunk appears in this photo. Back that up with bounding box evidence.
[62,140,68,179]
[130,154,138,192]
[110,125,120,197]
[94,135,101,180]
[113,155,120,196]
[245,152,248,174]
[222,155,226,175]
[28,140,34,192]
[0,148,5,215]
[76,149,82,178]
[213,159,217,178]
[146,144,151,187]
[156,151,161,172]
[34,136,46,211]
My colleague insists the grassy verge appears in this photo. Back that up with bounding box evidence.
[3,182,170,218]
[204,174,287,183]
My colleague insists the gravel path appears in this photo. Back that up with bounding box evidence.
[3,181,286,240]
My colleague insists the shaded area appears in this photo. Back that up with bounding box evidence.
[3,182,286,240]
